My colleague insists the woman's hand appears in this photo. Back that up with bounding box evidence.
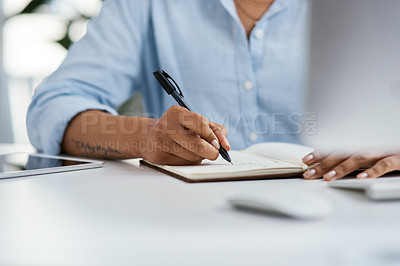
[141,105,230,165]
[301,149,400,181]
[62,108,229,164]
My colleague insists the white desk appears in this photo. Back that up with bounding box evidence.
[1,145,400,266]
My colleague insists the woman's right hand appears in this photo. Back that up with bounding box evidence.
[141,105,231,165]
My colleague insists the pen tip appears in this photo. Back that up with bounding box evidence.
[230,162,233,165]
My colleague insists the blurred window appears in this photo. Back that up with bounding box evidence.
[2,0,102,143]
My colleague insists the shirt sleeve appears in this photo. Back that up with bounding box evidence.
[26,0,149,154]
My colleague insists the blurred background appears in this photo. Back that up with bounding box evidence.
[0,0,103,145]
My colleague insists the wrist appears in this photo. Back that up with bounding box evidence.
[120,116,157,158]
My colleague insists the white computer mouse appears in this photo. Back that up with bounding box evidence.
[227,188,331,220]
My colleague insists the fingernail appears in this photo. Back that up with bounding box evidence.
[358,173,368,179]
[304,169,316,179]
[211,140,220,150]
[225,137,232,151]
[303,154,314,163]
[225,140,231,151]
[324,171,336,179]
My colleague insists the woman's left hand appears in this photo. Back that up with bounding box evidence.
[301,149,400,181]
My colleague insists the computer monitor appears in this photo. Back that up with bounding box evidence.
[303,0,400,151]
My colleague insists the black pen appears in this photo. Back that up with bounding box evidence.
[153,70,232,164]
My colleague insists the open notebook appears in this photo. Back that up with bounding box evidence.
[140,142,314,183]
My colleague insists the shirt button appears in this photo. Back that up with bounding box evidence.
[254,29,264,39]
[244,81,253,91]
[249,133,259,142]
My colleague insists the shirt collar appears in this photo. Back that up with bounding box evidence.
[219,0,292,23]
[264,0,291,20]
[219,0,240,23]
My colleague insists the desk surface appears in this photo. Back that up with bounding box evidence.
[1,146,400,266]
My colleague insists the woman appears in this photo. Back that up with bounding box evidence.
[27,0,400,181]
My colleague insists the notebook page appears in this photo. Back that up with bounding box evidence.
[243,142,314,167]
[161,151,299,176]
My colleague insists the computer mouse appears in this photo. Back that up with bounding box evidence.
[227,188,331,220]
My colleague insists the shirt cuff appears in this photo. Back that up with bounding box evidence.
[27,95,119,155]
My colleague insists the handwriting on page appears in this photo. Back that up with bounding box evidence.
[169,152,292,174]
[200,161,279,170]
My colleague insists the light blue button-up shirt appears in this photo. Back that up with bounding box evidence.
[27,0,308,155]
